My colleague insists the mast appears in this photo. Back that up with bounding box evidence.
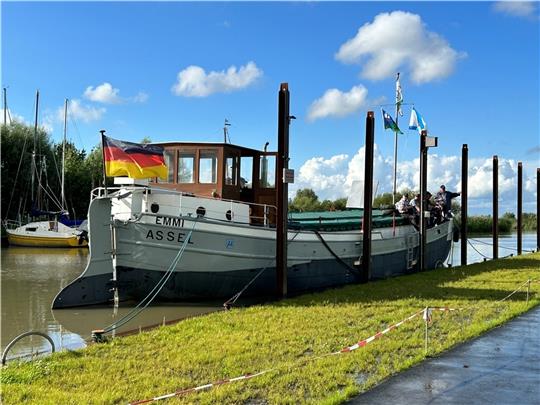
[61,98,68,211]
[392,73,402,205]
[3,87,6,125]
[31,90,39,206]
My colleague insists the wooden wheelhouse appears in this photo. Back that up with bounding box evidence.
[149,142,278,223]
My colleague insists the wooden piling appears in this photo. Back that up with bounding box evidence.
[537,168,540,252]
[276,83,290,297]
[461,144,468,266]
[493,155,498,259]
[362,111,375,283]
[419,130,428,272]
[517,162,522,255]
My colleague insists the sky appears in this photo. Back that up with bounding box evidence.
[2,1,539,214]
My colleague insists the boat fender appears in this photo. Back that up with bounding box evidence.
[452,228,460,243]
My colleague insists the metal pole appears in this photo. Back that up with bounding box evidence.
[461,144,468,266]
[493,155,499,259]
[362,111,375,283]
[100,130,108,197]
[419,130,428,272]
[537,168,540,252]
[517,162,523,255]
[276,83,290,297]
[31,90,39,206]
[3,87,6,125]
[61,99,68,211]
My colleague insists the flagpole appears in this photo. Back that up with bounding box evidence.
[392,72,401,205]
[100,129,108,197]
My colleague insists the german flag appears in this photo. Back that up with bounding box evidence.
[103,135,167,179]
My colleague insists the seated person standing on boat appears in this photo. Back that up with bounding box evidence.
[435,185,460,219]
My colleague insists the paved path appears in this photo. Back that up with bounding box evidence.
[349,307,540,405]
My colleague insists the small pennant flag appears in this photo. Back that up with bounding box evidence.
[409,107,427,133]
[102,135,168,179]
[382,109,403,134]
[396,73,403,116]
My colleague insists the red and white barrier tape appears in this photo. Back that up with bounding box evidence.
[128,307,437,404]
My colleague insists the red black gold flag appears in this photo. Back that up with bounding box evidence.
[102,135,167,179]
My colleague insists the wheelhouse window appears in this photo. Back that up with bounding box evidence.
[259,155,276,188]
[240,156,253,189]
[225,156,239,186]
[158,150,175,183]
[178,152,195,183]
[199,150,217,184]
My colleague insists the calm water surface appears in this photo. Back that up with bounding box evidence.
[1,233,537,362]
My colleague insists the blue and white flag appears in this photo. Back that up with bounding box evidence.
[409,107,427,133]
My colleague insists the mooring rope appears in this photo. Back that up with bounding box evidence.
[101,219,198,334]
[469,237,535,253]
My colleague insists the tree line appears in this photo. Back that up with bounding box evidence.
[1,122,105,221]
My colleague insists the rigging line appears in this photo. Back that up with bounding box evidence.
[44,183,63,208]
[102,219,198,334]
[37,182,63,211]
[5,134,29,218]
[67,105,88,151]
[223,230,302,309]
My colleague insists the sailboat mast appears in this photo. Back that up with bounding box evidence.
[3,87,6,125]
[61,98,68,211]
[31,90,39,205]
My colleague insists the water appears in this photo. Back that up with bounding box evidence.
[1,247,218,362]
[1,233,537,363]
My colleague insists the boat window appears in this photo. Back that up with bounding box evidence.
[158,150,175,183]
[225,156,238,186]
[199,150,218,184]
[25,227,37,232]
[240,157,253,189]
[259,155,276,188]
[178,152,195,183]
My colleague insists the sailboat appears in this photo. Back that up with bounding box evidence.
[4,93,88,248]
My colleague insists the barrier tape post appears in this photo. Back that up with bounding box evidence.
[527,279,530,303]
[422,307,432,356]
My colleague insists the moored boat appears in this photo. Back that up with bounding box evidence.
[4,219,87,248]
[52,139,452,308]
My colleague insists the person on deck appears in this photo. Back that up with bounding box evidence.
[435,185,461,219]
[395,194,411,215]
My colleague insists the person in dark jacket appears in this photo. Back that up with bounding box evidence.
[435,185,460,218]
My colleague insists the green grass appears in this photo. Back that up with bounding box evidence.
[2,253,540,404]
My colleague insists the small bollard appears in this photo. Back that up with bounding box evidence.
[91,329,107,343]
[163,316,166,326]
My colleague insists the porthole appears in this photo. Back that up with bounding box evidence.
[226,210,233,221]
[150,203,160,213]
[196,206,206,217]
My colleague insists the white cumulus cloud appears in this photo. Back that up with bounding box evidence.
[293,146,538,213]
[84,82,123,104]
[171,61,263,97]
[307,85,369,121]
[335,11,466,84]
[58,99,105,123]
[493,1,537,18]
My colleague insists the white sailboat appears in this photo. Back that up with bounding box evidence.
[4,94,88,248]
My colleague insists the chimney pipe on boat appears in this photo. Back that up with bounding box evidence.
[361,111,375,283]
[276,83,290,297]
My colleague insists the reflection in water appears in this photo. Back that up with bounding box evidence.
[1,233,537,361]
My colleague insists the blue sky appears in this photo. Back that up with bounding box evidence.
[2,1,539,212]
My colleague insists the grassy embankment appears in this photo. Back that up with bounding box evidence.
[2,253,540,404]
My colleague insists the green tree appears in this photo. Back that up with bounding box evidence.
[289,188,321,212]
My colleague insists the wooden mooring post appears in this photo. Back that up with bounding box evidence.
[492,155,499,259]
[517,162,523,255]
[361,111,375,283]
[276,83,290,297]
[461,144,468,266]
[419,131,428,272]
[537,168,540,252]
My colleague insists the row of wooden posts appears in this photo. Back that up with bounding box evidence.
[274,83,540,297]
